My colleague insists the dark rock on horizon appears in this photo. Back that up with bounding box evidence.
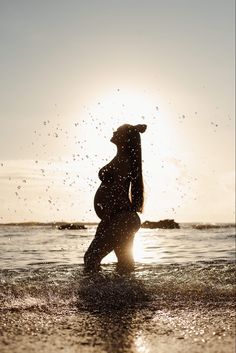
[141,219,180,229]
[192,223,235,230]
[57,223,87,230]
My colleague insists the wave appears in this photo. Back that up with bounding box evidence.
[0,261,235,314]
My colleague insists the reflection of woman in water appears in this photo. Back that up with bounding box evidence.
[84,123,147,271]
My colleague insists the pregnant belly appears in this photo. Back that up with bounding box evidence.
[94,184,131,219]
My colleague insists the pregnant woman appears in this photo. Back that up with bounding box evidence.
[84,123,147,271]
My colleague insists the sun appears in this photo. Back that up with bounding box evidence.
[70,88,168,161]
[67,87,183,223]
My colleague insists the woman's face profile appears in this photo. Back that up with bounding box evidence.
[110,126,127,146]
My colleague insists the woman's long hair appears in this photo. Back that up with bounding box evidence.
[124,124,146,213]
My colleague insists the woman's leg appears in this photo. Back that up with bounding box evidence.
[113,211,141,268]
[84,219,114,271]
[84,211,141,271]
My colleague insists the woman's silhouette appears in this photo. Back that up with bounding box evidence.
[84,123,147,271]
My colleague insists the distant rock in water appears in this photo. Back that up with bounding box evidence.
[57,223,87,230]
[193,223,235,230]
[141,219,180,229]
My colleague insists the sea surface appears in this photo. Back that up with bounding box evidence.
[0,223,235,353]
[0,223,235,312]
[0,223,235,268]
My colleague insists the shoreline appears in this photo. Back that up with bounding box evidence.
[1,304,235,353]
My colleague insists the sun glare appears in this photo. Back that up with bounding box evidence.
[133,231,146,262]
[69,88,174,163]
[68,88,185,219]
[101,233,146,264]
[65,88,187,222]
[100,229,160,264]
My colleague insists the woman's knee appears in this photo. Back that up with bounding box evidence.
[84,234,113,269]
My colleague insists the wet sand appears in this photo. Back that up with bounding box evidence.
[1,302,235,353]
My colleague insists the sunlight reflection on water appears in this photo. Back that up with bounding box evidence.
[135,334,150,353]
[101,229,163,264]
[0,224,235,268]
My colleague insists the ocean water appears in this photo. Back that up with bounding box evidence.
[0,223,235,268]
[0,223,235,313]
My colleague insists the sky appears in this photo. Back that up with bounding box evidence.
[0,0,235,223]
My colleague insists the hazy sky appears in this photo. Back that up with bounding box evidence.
[0,0,235,223]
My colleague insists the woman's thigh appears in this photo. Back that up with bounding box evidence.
[112,211,141,263]
[84,211,140,268]
[84,219,114,267]
[111,211,141,243]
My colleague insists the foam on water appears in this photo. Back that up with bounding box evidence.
[0,261,235,314]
